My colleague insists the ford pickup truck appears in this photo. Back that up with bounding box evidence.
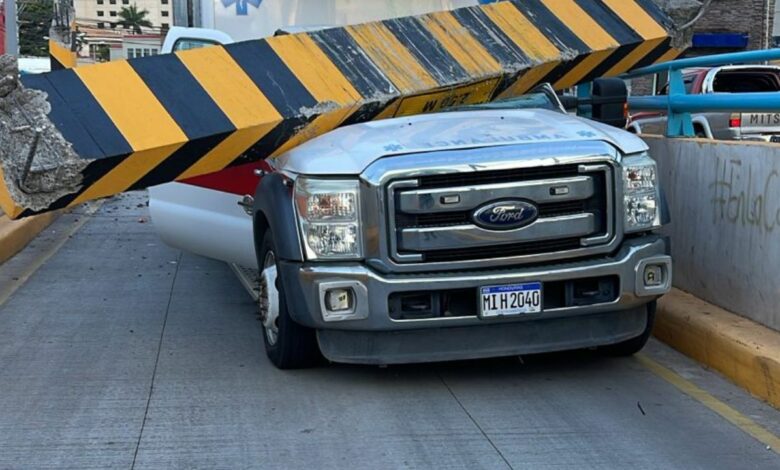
[149,84,672,368]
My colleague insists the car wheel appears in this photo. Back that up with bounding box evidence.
[258,230,321,369]
[599,301,656,357]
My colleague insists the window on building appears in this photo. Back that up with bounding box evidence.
[161,11,169,17]
[97,11,104,16]
[127,49,134,59]
[122,0,129,3]
[109,0,116,4]
[135,48,143,56]
[143,48,150,56]
[97,0,103,4]
[161,23,170,29]
[151,48,158,55]
[161,0,168,4]
[97,22,105,28]
[110,11,117,16]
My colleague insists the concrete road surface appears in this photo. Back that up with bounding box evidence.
[0,193,778,469]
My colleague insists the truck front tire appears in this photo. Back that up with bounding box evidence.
[258,230,321,369]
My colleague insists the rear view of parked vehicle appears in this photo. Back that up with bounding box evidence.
[628,65,780,141]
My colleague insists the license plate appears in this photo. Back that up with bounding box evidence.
[746,113,780,127]
[479,282,542,318]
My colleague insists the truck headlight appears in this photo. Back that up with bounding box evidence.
[294,178,362,260]
[622,153,661,233]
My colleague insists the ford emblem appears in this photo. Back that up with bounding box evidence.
[472,199,539,230]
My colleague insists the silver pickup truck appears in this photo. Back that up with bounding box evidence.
[629,65,780,140]
[150,86,672,368]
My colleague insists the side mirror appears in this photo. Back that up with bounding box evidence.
[591,77,628,128]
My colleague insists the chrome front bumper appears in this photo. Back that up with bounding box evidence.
[278,235,671,332]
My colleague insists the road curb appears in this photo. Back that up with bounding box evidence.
[0,211,60,265]
[654,289,780,409]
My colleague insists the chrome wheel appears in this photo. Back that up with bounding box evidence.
[259,250,280,346]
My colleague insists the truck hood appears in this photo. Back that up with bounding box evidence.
[275,109,648,176]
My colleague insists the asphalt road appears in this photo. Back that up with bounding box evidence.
[0,193,778,470]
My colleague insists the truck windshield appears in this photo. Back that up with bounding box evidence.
[452,92,562,113]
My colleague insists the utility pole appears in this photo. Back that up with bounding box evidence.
[3,0,17,56]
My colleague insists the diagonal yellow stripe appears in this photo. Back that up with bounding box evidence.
[540,0,618,50]
[481,2,560,62]
[48,39,77,69]
[498,61,561,99]
[346,23,438,94]
[270,104,361,158]
[555,49,616,89]
[268,34,361,105]
[75,61,186,151]
[602,0,669,39]
[177,125,277,180]
[655,48,685,65]
[420,11,502,77]
[177,46,282,129]
[69,144,184,206]
[606,37,666,77]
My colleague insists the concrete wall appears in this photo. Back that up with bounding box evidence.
[645,136,780,331]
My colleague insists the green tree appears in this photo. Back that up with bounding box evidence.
[116,4,153,34]
[18,0,53,56]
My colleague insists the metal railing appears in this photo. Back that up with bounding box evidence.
[622,48,780,137]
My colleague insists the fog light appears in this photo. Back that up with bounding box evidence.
[644,265,663,287]
[325,288,353,312]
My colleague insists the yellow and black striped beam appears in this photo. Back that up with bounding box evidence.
[48,38,77,70]
[0,0,684,219]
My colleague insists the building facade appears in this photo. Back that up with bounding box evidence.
[690,0,776,54]
[75,0,173,31]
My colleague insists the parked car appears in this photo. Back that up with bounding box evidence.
[628,65,780,141]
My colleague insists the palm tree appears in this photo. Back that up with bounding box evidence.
[116,4,153,34]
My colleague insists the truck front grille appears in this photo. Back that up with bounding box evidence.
[386,162,614,264]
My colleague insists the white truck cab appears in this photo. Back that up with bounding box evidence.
[149,54,672,367]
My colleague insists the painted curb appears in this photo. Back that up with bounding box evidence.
[654,289,780,409]
[0,211,60,265]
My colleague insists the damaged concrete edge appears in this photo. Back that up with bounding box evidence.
[0,55,84,217]
[654,288,780,410]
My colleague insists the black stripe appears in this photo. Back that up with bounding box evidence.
[581,44,638,82]
[340,101,392,127]
[632,37,673,69]
[509,0,590,53]
[308,29,398,100]
[225,40,317,117]
[49,55,65,71]
[21,74,103,159]
[24,154,131,214]
[450,7,532,68]
[576,0,643,44]
[232,115,315,166]
[634,0,675,31]
[22,70,132,159]
[383,16,470,86]
[534,55,589,89]
[129,133,232,190]
[129,54,235,140]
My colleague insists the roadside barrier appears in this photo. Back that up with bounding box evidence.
[0,0,680,219]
